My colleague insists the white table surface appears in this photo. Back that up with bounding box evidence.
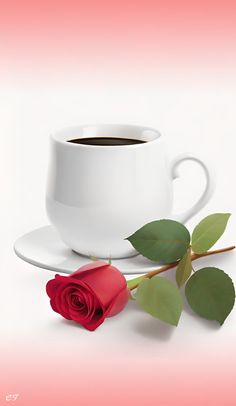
[1,74,236,406]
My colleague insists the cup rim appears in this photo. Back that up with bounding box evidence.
[51,124,162,149]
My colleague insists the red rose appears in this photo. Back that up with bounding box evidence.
[46,261,129,331]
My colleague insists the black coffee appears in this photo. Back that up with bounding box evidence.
[67,137,146,146]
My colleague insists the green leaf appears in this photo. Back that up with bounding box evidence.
[136,277,183,326]
[185,267,235,325]
[126,219,190,263]
[191,213,231,254]
[176,248,192,287]
[127,275,145,290]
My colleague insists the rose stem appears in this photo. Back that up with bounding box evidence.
[129,245,235,291]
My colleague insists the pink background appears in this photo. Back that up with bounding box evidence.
[1,0,236,74]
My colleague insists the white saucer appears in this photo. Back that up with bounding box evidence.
[14,225,162,275]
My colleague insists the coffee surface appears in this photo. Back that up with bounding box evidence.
[67,137,146,146]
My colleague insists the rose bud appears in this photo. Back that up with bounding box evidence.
[46,261,129,331]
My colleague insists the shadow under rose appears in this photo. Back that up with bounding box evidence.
[60,318,86,330]
[132,317,175,341]
[46,317,87,331]
[125,299,144,313]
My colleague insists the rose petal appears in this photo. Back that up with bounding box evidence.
[106,287,129,317]
[72,261,108,277]
[80,309,106,331]
[71,264,128,309]
[54,285,73,320]
[46,263,128,331]
[49,297,59,313]
[46,276,62,298]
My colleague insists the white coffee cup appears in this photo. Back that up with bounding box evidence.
[46,124,214,259]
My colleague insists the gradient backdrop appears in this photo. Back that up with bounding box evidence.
[1,1,236,405]
[1,0,236,77]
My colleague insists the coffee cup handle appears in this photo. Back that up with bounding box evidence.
[170,154,215,223]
